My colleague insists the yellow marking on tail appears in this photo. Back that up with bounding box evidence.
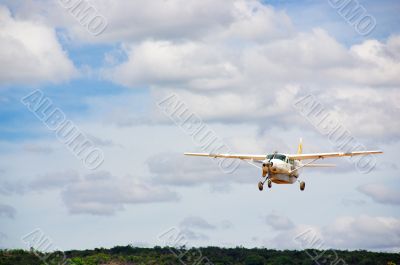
[297,138,303,154]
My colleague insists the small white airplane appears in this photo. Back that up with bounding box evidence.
[184,139,383,191]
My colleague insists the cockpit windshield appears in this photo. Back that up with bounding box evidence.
[267,153,286,161]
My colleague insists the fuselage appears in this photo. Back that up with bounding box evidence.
[263,154,300,184]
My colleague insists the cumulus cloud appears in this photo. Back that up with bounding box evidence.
[106,40,241,89]
[0,203,16,219]
[147,152,254,187]
[0,6,77,85]
[60,171,179,215]
[264,211,295,230]
[4,1,399,142]
[180,216,216,230]
[324,215,400,251]
[99,1,400,142]
[178,228,209,241]
[5,0,236,42]
[0,180,26,196]
[358,183,400,205]
[177,216,222,241]
[29,170,80,191]
[266,214,400,252]
[20,170,179,215]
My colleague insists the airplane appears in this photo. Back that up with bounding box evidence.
[184,139,383,191]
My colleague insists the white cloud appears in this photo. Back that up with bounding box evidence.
[100,1,399,142]
[324,215,400,251]
[0,6,77,85]
[267,215,400,252]
[10,0,396,141]
[106,40,240,89]
[358,183,400,205]
[5,0,237,43]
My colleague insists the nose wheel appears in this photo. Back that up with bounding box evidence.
[258,181,264,191]
[258,178,272,191]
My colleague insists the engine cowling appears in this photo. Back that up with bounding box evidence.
[262,162,272,177]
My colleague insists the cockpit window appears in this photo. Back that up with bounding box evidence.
[275,154,286,161]
[267,153,286,161]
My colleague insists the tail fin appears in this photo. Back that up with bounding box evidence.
[297,138,303,154]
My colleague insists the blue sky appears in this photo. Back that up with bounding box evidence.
[0,0,399,252]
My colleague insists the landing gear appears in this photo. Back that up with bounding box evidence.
[258,181,264,191]
[258,178,272,191]
[300,181,305,191]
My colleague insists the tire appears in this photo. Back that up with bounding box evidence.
[268,179,272,188]
[300,181,305,191]
[258,181,264,191]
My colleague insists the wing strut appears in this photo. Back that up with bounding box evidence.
[289,158,320,174]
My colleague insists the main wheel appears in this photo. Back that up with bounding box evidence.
[258,181,264,191]
[267,179,272,188]
[300,181,305,191]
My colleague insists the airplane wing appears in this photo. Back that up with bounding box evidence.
[303,164,336,167]
[287,150,383,160]
[184,153,266,161]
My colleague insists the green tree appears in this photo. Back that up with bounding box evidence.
[245,254,266,265]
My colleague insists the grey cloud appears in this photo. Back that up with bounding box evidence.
[0,181,26,196]
[61,171,179,216]
[0,203,16,219]
[265,212,295,230]
[29,170,80,191]
[358,184,400,205]
[176,216,232,242]
[179,228,209,241]
[87,134,121,148]
[180,216,216,230]
[220,220,233,229]
[147,152,254,187]
[9,170,179,216]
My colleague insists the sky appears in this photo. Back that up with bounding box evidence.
[0,0,399,253]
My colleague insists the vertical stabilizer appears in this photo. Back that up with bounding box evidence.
[297,138,303,154]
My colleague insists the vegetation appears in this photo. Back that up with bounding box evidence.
[0,246,399,265]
